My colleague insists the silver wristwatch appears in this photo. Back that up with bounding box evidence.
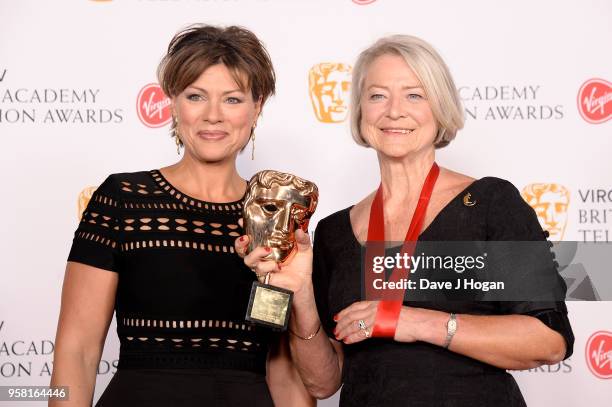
[444,313,457,349]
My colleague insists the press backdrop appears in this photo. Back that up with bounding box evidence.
[1,0,611,406]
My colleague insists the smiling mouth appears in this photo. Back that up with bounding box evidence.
[380,128,414,135]
[197,130,228,140]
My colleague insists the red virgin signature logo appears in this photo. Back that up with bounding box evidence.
[136,83,172,128]
[585,331,612,379]
[577,78,611,124]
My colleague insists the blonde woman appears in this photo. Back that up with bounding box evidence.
[239,35,573,407]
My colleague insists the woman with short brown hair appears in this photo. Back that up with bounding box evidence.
[51,24,313,407]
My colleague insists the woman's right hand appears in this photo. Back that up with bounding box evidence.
[235,230,314,303]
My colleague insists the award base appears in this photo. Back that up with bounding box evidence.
[245,281,293,331]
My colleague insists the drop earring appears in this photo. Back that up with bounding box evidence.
[250,122,257,160]
[173,116,181,155]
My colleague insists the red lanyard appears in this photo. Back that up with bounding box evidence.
[365,162,440,337]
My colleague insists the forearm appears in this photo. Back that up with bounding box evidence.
[49,344,101,406]
[289,284,342,399]
[267,334,315,407]
[270,385,315,407]
[399,307,566,370]
[50,263,117,406]
[269,374,315,407]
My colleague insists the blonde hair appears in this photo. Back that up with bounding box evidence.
[350,35,464,148]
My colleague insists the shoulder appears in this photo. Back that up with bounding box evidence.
[473,177,526,205]
[95,170,158,197]
[437,168,476,192]
[471,176,515,191]
[438,166,516,199]
[315,206,352,238]
[467,176,533,217]
[472,177,545,240]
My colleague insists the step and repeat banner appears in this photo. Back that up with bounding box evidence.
[0,0,610,406]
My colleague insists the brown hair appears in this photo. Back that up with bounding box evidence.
[157,24,276,104]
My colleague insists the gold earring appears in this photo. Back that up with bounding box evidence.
[173,117,181,155]
[250,123,257,160]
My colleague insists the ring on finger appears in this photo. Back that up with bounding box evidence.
[358,319,367,330]
[357,319,371,338]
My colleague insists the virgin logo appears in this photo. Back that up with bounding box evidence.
[577,78,611,124]
[352,0,377,4]
[137,83,172,128]
[585,331,612,379]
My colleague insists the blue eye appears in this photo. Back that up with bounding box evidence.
[187,94,203,101]
[226,97,243,104]
[369,94,385,100]
[408,93,423,100]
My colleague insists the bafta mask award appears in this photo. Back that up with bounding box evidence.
[243,170,319,330]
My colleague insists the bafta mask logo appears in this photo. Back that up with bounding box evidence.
[521,183,570,241]
[137,83,172,128]
[243,170,318,263]
[78,186,98,220]
[309,63,352,123]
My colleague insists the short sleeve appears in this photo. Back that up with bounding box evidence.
[486,179,574,359]
[312,221,336,338]
[67,175,123,272]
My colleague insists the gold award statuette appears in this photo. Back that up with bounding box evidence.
[243,170,318,330]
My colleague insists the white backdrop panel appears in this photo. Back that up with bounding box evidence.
[0,1,610,406]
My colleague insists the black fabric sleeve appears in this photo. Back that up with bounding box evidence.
[486,179,574,359]
[312,220,336,338]
[67,175,123,272]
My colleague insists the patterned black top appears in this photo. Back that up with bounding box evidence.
[68,170,273,374]
[312,177,574,407]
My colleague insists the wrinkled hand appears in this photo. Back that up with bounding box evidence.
[333,301,379,344]
[334,303,422,344]
[234,229,314,301]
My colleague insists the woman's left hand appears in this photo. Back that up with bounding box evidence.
[333,301,378,344]
[334,303,424,344]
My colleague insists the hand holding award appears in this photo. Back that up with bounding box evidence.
[241,170,318,330]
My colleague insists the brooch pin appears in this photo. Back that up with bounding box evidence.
[463,192,477,207]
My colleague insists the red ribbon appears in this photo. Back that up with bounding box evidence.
[366,162,440,338]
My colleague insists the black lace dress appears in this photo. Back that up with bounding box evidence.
[312,177,574,407]
[68,170,275,406]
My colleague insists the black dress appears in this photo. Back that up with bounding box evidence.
[312,177,574,407]
[68,170,275,406]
